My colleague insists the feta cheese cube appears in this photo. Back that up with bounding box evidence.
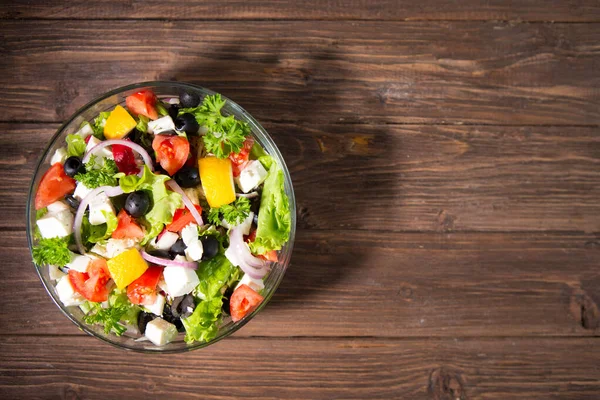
[181,223,199,246]
[105,238,139,258]
[185,240,204,262]
[50,147,68,165]
[86,136,114,160]
[88,192,115,225]
[150,231,179,251]
[235,160,268,193]
[48,265,66,281]
[144,318,178,346]
[147,115,176,135]
[36,209,74,239]
[66,255,91,273]
[47,200,70,214]
[144,293,166,316]
[55,275,85,307]
[73,182,93,201]
[235,273,265,293]
[163,266,199,297]
[77,123,93,139]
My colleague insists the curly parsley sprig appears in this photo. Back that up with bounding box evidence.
[74,155,119,189]
[32,236,72,267]
[208,197,251,226]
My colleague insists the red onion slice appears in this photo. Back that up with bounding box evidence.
[83,139,153,173]
[74,185,124,255]
[226,225,268,279]
[141,250,198,269]
[166,180,204,226]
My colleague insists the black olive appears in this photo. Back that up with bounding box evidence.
[253,213,259,226]
[169,238,186,257]
[64,156,85,177]
[179,91,200,108]
[201,236,219,260]
[137,311,155,335]
[221,285,235,315]
[171,294,196,319]
[168,104,180,120]
[64,194,80,210]
[162,303,185,332]
[174,166,200,188]
[174,113,199,135]
[147,249,174,260]
[124,191,150,218]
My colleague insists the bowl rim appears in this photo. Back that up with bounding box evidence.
[26,81,296,353]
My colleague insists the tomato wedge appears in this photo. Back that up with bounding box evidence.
[69,259,112,302]
[112,141,140,175]
[35,163,77,210]
[152,135,190,176]
[166,205,203,232]
[127,266,163,305]
[230,137,254,177]
[125,90,158,120]
[112,209,145,240]
[230,284,264,322]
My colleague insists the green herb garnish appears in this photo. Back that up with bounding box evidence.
[32,236,72,267]
[74,155,119,189]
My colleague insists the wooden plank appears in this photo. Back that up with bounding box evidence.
[3,123,599,232]
[1,21,600,125]
[1,0,600,22]
[4,229,600,337]
[1,336,600,399]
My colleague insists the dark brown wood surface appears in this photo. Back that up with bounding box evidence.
[1,1,600,399]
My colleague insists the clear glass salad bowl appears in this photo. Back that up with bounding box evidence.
[26,82,296,353]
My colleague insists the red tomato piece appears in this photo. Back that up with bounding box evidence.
[35,163,77,210]
[152,135,190,176]
[112,209,145,240]
[127,266,163,305]
[230,137,254,177]
[230,284,264,322]
[258,250,278,262]
[112,142,140,175]
[69,259,111,302]
[166,205,203,232]
[125,90,159,120]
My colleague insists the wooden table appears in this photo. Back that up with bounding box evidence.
[1,1,600,398]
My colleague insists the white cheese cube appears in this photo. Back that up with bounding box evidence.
[73,182,93,201]
[88,192,115,225]
[50,147,68,165]
[47,200,70,214]
[48,265,66,281]
[90,242,108,258]
[144,293,166,316]
[77,123,93,139]
[36,210,74,239]
[66,255,91,273]
[86,136,114,160]
[151,231,179,251]
[235,160,268,193]
[185,240,204,262]
[147,115,176,135]
[235,273,265,293]
[55,275,85,307]
[181,223,199,246]
[104,238,139,258]
[163,266,199,297]
[144,318,178,346]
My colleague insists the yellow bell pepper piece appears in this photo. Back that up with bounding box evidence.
[199,156,236,208]
[107,248,148,289]
[104,105,137,140]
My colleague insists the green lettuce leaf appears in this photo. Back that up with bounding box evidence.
[120,165,182,244]
[248,157,291,254]
[81,210,118,245]
[66,134,86,158]
[181,296,223,344]
[194,254,236,300]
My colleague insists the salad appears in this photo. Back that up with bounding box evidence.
[31,88,291,346]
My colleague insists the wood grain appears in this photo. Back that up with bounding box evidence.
[3,123,599,232]
[4,229,600,337]
[1,0,600,22]
[2,21,600,125]
[1,336,600,399]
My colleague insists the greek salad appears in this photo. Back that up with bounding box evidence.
[31,89,291,346]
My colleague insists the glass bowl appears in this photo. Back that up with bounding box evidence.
[26,81,296,353]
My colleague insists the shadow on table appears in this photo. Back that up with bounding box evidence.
[161,39,395,311]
